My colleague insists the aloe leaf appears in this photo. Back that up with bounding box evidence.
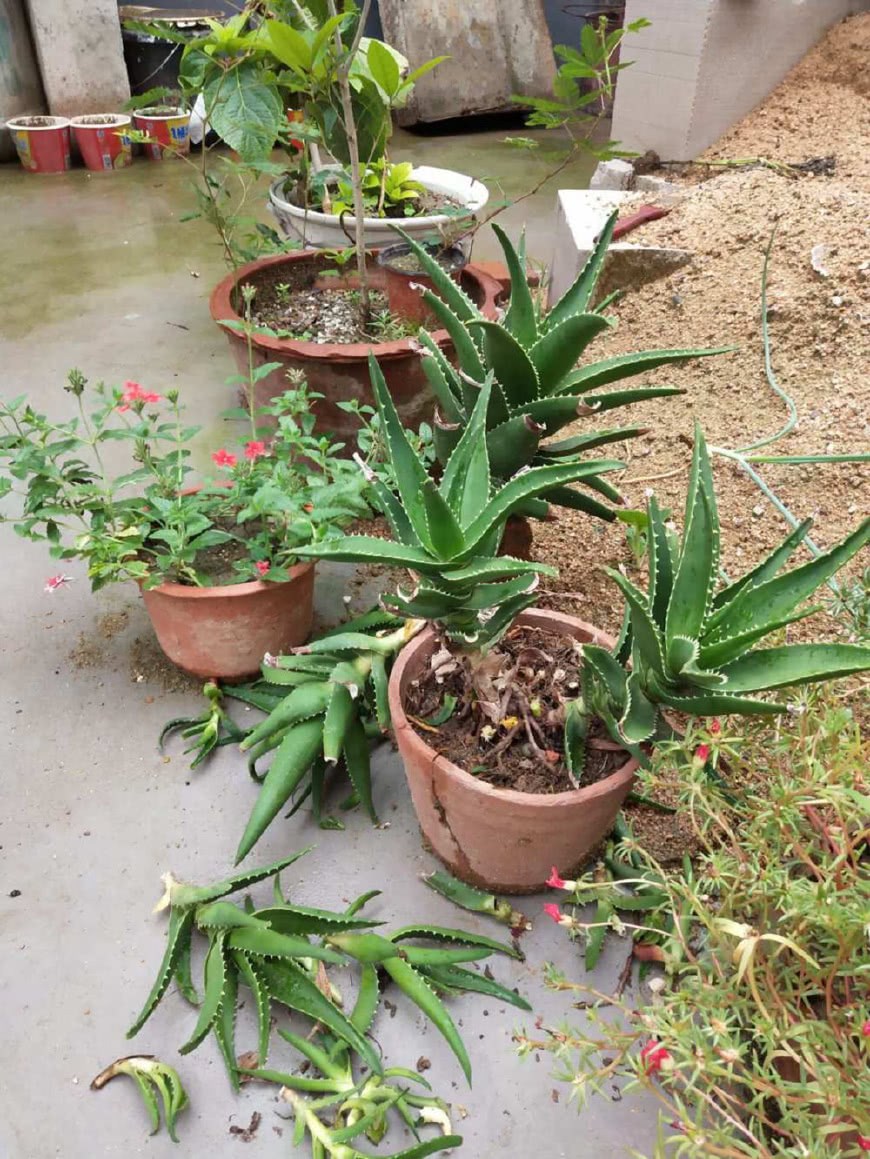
[699,606,821,669]
[195,901,271,932]
[239,1066,346,1093]
[528,313,611,391]
[569,385,686,410]
[401,945,491,967]
[377,1137,464,1159]
[558,347,730,394]
[389,924,521,959]
[393,227,482,324]
[187,851,313,905]
[420,289,487,375]
[212,958,240,1089]
[382,957,472,1083]
[583,644,630,712]
[603,568,668,683]
[258,958,382,1075]
[232,950,271,1066]
[579,471,624,504]
[619,672,658,743]
[538,484,616,522]
[179,933,227,1055]
[130,1070,162,1135]
[460,460,624,557]
[564,698,587,782]
[277,1027,347,1079]
[254,905,380,937]
[228,925,344,965]
[522,393,604,434]
[539,426,648,457]
[465,573,540,611]
[418,337,464,424]
[484,413,544,477]
[493,222,537,348]
[421,964,532,1010]
[717,643,870,693]
[239,682,331,752]
[160,1063,188,1142]
[174,932,199,1006]
[235,720,325,864]
[717,518,870,639]
[666,430,718,645]
[467,319,540,408]
[127,908,194,1037]
[370,473,419,546]
[546,209,617,328]
[322,683,354,764]
[437,557,552,586]
[440,373,492,527]
[297,533,442,570]
[644,682,785,716]
[342,715,378,824]
[370,653,390,731]
[707,518,812,623]
[647,496,675,625]
[351,962,380,1035]
[585,899,611,970]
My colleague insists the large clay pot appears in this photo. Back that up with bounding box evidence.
[209,250,501,443]
[388,608,639,894]
[140,562,315,681]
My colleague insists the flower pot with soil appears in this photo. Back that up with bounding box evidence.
[295,355,641,891]
[70,114,132,171]
[132,107,190,159]
[377,239,466,327]
[269,165,489,250]
[209,248,501,444]
[6,115,70,173]
[0,370,371,681]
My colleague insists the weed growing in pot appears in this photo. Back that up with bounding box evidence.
[519,695,870,1157]
[0,368,368,590]
[583,424,870,762]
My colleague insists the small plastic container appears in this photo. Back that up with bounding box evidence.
[377,241,466,327]
[6,115,71,174]
[70,114,132,171]
[132,107,191,160]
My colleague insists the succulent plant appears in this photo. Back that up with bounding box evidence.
[295,354,624,650]
[583,424,870,752]
[91,1055,188,1142]
[127,851,528,1099]
[395,218,726,521]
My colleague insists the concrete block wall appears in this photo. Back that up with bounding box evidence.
[612,0,868,161]
[0,0,46,159]
[25,0,129,116]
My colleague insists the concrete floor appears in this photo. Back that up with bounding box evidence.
[0,136,659,1159]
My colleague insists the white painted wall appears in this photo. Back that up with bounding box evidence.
[612,0,868,160]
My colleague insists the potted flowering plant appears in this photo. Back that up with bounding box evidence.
[0,369,369,680]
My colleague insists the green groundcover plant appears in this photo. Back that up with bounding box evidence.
[0,369,368,590]
[519,694,870,1157]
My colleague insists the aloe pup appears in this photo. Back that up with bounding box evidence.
[584,423,870,755]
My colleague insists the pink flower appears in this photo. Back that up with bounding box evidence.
[244,440,268,460]
[693,744,711,765]
[118,381,161,411]
[709,718,721,735]
[857,1137,870,1152]
[211,449,237,469]
[254,560,270,577]
[44,574,73,593]
[862,1018,870,1037]
[546,868,567,890]
[640,1040,673,1076]
[543,903,573,928]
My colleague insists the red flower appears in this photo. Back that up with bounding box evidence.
[693,744,711,765]
[118,381,161,411]
[546,867,567,890]
[254,560,270,577]
[543,903,573,928]
[709,718,721,735]
[857,1137,870,1152]
[44,574,73,593]
[862,1018,870,1037]
[302,502,314,513]
[640,1040,673,1076]
[212,449,237,469]
[244,440,267,461]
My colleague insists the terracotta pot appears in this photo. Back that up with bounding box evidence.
[140,562,315,681]
[209,250,501,444]
[376,241,466,328]
[388,608,639,893]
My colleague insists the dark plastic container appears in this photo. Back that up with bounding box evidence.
[376,241,466,327]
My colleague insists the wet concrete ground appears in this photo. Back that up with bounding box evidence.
[0,133,658,1159]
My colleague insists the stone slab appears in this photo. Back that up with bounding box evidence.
[25,0,130,116]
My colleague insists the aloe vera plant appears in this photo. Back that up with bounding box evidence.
[394,219,726,522]
[234,609,421,861]
[128,850,529,1098]
[91,1055,188,1142]
[584,424,870,752]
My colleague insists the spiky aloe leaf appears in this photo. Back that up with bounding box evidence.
[436,557,553,585]
[527,313,611,391]
[643,678,785,717]
[322,682,354,764]
[557,347,730,394]
[486,413,545,477]
[570,385,685,410]
[254,904,380,937]
[583,644,630,713]
[228,925,345,965]
[393,227,482,325]
[258,958,383,1075]
[564,697,588,782]
[91,1056,189,1143]
[522,393,606,433]
[665,427,719,646]
[439,373,492,527]
[493,222,537,348]
[295,535,434,569]
[389,924,521,959]
[698,606,821,669]
[179,932,228,1055]
[539,426,649,457]
[707,518,813,622]
[418,337,464,424]
[466,319,540,408]
[603,568,668,683]
[382,956,472,1083]
[195,901,272,932]
[343,714,378,824]
[370,653,390,731]
[235,719,325,864]
[420,289,487,375]
[239,681,331,752]
[232,950,271,1066]
[716,643,870,693]
[421,963,532,1010]
[546,209,617,329]
[537,484,617,522]
[647,495,676,625]
[212,958,240,1089]
[619,672,658,743]
[127,908,195,1038]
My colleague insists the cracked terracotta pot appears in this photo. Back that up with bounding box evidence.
[388,608,639,894]
[140,562,315,682]
[209,250,501,443]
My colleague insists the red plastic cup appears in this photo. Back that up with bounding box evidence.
[70,114,132,171]
[6,115,71,173]
[132,108,191,160]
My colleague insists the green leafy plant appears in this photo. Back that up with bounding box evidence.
[423,870,530,937]
[583,424,870,757]
[520,696,870,1157]
[331,159,425,218]
[234,609,421,861]
[159,681,245,768]
[128,851,528,1098]
[0,359,368,591]
[396,220,726,523]
[90,1055,188,1142]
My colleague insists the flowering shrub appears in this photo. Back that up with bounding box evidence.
[517,693,870,1156]
[0,370,368,589]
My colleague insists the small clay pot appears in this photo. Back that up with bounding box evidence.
[376,241,466,327]
[388,608,639,894]
[140,562,315,681]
